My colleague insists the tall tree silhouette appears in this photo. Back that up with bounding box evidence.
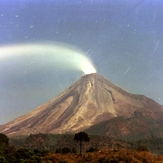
[74,132,90,155]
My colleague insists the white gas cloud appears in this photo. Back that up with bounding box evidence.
[0,42,96,74]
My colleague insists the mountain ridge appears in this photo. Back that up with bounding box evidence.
[0,73,163,138]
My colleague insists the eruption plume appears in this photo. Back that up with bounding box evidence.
[0,42,96,74]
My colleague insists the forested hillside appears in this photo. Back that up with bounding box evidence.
[1,133,163,162]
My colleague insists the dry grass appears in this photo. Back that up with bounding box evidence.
[41,148,163,163]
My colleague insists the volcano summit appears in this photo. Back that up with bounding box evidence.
[0,73,163,138]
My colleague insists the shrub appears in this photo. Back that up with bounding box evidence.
[87,147,98,152]
[0,156,8,163]
[61,147,71,154]
[136,145,149,152]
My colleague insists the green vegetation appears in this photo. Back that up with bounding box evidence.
[0,132,163,162]
[10,133,163,154]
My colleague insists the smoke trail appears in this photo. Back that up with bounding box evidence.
[0,42,96,74]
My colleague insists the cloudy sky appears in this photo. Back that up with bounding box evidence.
[0,0,163,124]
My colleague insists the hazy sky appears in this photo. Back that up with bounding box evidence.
[0,0,163,124]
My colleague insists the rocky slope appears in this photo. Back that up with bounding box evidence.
[0,73,163,138]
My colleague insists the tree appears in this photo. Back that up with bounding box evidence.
[0,133,9,146]
[74,132,90,155]
[0,133,9,154]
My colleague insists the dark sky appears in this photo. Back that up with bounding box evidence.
[0,0,163,124]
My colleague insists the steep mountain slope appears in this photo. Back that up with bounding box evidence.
[0,73,163,137]
[85,113,163,139]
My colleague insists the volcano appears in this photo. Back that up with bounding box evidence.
[0,73,163,138]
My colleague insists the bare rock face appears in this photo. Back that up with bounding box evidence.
[0,73,163,137]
